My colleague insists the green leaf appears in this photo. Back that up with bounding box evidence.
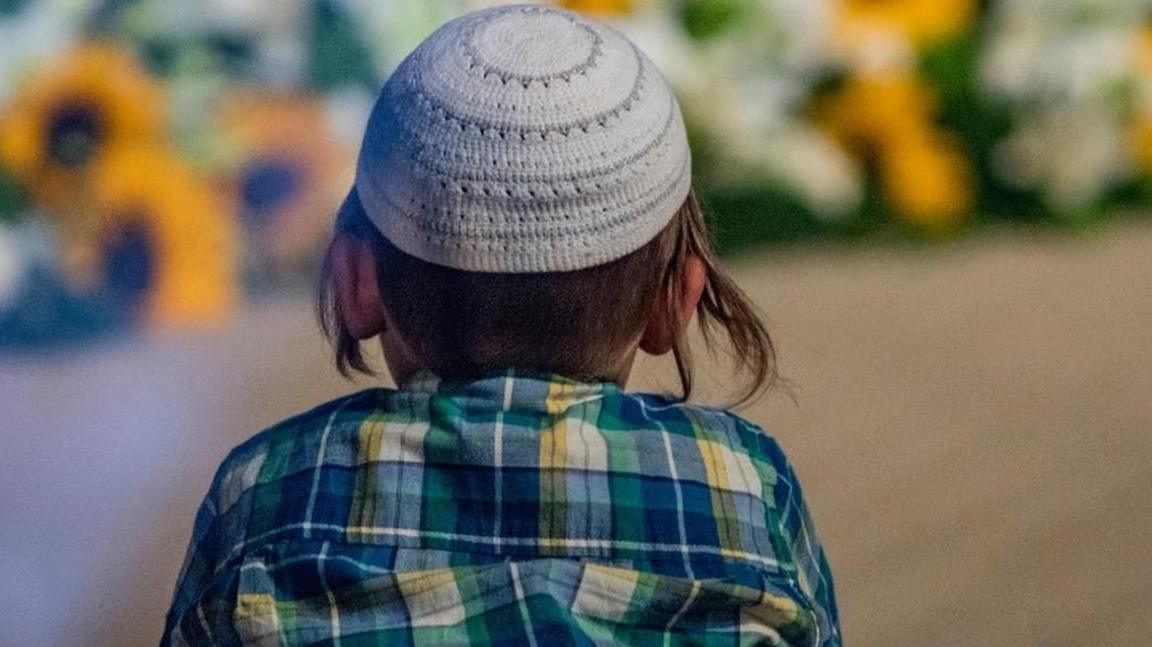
[699,184,848,255]
[309,0,380,90]
[0,166,28,224]
[0,0,32,18]
[678,0,747,41]
[918,35,1049,224]
[139,37,181,77]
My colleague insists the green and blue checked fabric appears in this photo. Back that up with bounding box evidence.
[163,372,839,645]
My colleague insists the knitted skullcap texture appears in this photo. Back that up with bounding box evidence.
[354,4,692,273]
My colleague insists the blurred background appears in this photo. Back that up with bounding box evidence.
[1,0,1150,644]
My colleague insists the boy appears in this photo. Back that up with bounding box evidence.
[163,5,838,645]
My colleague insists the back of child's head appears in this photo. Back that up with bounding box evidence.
[319,4,775,402]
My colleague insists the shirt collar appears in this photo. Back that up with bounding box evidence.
[398,369,616,414]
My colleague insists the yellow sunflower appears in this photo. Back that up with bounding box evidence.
[557,0,636,16]
[834,0,976,46]
[882,129,973,231]
[0,43,166,215]
[216,91,354,276]
[1136,117,1152,172]
[818,73,936,156]
[1134,28,1152,171]
[835,0,978,49]
[819,72,973,230]
[88,146,238,326]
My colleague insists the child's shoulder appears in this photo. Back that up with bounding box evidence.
[208,388,385,490]
[622,391,789,459]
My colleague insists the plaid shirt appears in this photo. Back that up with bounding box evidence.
[163,372,839,645]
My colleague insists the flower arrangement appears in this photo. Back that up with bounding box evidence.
[597,0,1151,249]
[0,0,1149,346]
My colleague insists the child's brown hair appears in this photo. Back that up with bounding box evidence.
[318,188,777,404]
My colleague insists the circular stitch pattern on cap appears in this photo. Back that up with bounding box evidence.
[354,4,692,273]
[466,7,603,81]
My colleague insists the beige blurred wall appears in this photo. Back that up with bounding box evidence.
[2,221,1151,645]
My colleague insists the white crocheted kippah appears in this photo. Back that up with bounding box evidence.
[354,4,692,273]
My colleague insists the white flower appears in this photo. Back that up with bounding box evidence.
[613,9,709,93]
[615,0,857,217]
[125,0,305,39]
[340,0,462,77]
[461,0,525,9]
[767,0,837,70]
[123,0,310,87]
[0,218,55,313]
[994,104,1133,210]
[324,85,376,146]
[0,223,23,311]
[981,0,1152,210]
[767,129,863,219]
[0,0,92,106]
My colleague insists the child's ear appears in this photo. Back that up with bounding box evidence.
[640,254,706,356]
[332,234,387,340]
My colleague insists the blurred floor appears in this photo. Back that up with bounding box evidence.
[2,221,1151,645]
